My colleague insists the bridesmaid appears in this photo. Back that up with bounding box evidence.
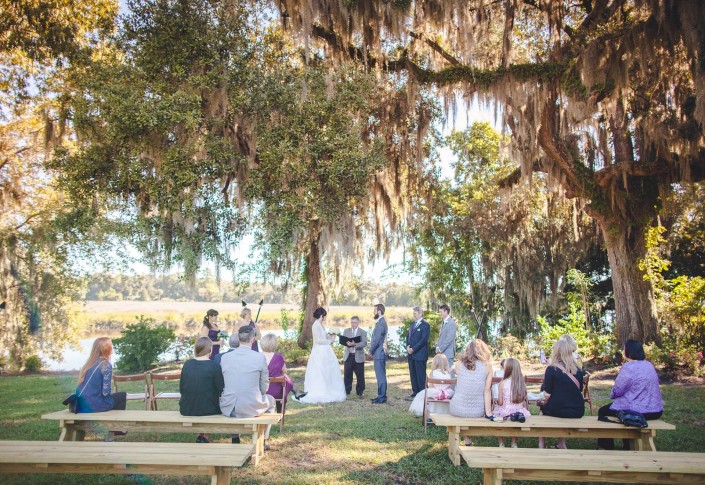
[199,309,223,360]
[240,307,261,352]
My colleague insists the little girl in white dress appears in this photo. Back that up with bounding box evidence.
[409,354,455,416]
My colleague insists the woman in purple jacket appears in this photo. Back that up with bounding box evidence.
[597,339,663,450]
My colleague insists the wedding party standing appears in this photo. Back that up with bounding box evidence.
[342,316,367,397]
[199,309,224,359]
[405,306,430,401]
[240,307,261,352]
[298,307,347,404]
[370,304,388,404]
[435,304,457,363]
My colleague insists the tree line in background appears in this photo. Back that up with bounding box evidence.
[1,0,704,373]
[84,272,418,307]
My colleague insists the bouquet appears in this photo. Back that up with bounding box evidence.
[217,330,229,341]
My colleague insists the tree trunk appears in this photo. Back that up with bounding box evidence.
[597,216,661,346]
[298,231,324,348]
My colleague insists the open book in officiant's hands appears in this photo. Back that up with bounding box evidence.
[338,335,362,346]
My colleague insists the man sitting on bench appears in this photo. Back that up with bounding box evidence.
[220,326,276,449]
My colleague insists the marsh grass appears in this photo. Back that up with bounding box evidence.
[0,361,702,484]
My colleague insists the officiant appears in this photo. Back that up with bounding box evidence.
[342,316,367,397]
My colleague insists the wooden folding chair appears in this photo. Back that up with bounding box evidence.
[113,373,150,410]
[583,372,593,415]
[148,372,181,410]
[422,376,457,433]
[268,376,287,432]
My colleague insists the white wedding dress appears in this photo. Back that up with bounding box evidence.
[298,320,347,404]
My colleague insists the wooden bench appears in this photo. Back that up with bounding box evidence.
[0,440,250,484]
[460,447,705,484]
[42,409,281,466]
[430,413,676,466]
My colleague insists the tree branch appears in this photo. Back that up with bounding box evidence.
[409,31,460,66]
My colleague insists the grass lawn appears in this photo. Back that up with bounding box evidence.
[1,361,703,484]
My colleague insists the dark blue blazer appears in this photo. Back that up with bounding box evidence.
[406,319,430,361]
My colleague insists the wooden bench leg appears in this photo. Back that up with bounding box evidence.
[251,425,264,467]
[484,468,502,485]
[448,427,461,466]
[212,466,232,485]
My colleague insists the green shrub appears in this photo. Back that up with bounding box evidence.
[23,355,43,373]
[277,337,310,365]
[113,316,177,372]
[538,302,613,360]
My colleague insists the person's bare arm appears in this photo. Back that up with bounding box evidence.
[484,365,493,416]
[199,326,209,338]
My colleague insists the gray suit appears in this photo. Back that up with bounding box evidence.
[370,317,387,398]
[436,316,457,362]
[343,327,368,363]
[219,346,275,437]
[343,326,367,396]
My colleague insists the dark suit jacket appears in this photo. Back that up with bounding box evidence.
[406,319,430,361]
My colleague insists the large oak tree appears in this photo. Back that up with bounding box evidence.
[272,0,705,345]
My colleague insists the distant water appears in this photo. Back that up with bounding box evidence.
[41,326,402,371]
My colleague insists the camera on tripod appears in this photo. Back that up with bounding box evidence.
[509,412,526,423]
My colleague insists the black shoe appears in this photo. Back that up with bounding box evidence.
[373,396,387,404]
[232,435,241,444]
[112,431,128,436]
[404,395,416,401]
[264,442,271,452]
[407,392,415,398]
[371,397,379,403]
[357,393,364,397]
[196,436,204,443]
[294,392,307,400]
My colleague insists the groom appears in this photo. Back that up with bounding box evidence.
[369,304,387,404]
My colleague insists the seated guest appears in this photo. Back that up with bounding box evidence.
[559,333,583,369]
[213,333,239,367]
[180,337,225,443]
[75,337,127,440]
[597,339,663,450]
[408,353,454,417]
[76,337,127,413]
[260,333,307,407]
[220,325,276,449]
[538,339,586,449]
[449,339,493,445]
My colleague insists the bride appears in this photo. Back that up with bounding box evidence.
[298,307,346,404]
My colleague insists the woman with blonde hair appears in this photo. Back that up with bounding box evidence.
[260,333,306,405]
[449,339,493,444]
[75,337,127,414]
[240,307,261,352]
[538,339,586,448]
[408,353,455,417]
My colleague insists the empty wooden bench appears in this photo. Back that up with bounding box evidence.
[460,447,705,484]
[0,440,252,484]
[42,409,281,466]
[430,413,676,466]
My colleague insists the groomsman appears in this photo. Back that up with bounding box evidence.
[343,316,367,397]
[435,304,457,363]
[405,306,430,400]
[369,304,388,404]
